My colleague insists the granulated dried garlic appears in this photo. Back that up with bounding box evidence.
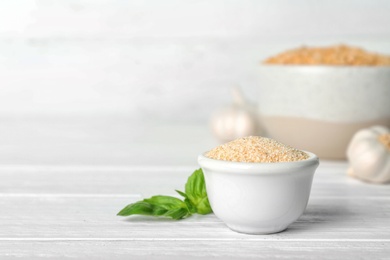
[264,45,390,66]
[206,136,308,163]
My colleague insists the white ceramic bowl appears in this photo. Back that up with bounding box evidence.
[198,152,319,235]
[258,65,390,159]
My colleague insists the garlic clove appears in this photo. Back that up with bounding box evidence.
[210,87,263,143]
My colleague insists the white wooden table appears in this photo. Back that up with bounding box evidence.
[1,118,390,259]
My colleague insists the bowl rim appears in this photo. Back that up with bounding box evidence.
[198,151,319,175]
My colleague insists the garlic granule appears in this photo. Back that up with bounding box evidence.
[206,136,309,163]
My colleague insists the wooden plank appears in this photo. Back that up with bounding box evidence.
[0,240,389,259]
[1,162,389,258]
[1,163,390,198]
[1,0,390,38]
[1,39,390,121]
[0,120,216,166]
[0,195,389,240]
[0,167,190,196]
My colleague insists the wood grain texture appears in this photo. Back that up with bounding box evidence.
[1,0,390,38]
[1,0,390,256]
[1,195,390,240]
[1,159,390,258]
[0,119,217,166]
[0,1,390,122]
[1,240,390,259]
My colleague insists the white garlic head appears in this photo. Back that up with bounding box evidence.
[210,87,263,143]
[347,126,390,184]
[211,105,257,142]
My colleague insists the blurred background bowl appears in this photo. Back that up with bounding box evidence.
[258,65,390,159]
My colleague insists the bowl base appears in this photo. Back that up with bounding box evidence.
[262,115,390,159]
[226,224,288,235]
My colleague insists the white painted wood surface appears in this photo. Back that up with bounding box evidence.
[1,1,390,257]
[1,119,390,259]
[1,0,390,122]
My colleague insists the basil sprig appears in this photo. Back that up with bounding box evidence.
[117,168,212,220]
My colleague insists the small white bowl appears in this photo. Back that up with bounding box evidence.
[198,152,319,235]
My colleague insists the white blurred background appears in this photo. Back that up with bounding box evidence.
[1,0,390,123]
[0,0,390,166]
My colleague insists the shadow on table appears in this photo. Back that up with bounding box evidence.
[286,201,352,233]
[121,215,180,222]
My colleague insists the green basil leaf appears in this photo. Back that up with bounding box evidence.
[176,190,196,214]
[164,208,190,220]
[175,190,187,198]
[117,195,191,220]
[143,195,186,209]
[184,169,212,215]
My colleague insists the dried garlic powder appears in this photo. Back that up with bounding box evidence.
[206,136,308,163]
[264,45,390,66]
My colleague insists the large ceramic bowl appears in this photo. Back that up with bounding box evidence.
[198,152,319,235]
[257,65,390,159]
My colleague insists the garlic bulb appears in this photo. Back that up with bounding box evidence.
[210,88,264,142]
[347,126,390,184]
